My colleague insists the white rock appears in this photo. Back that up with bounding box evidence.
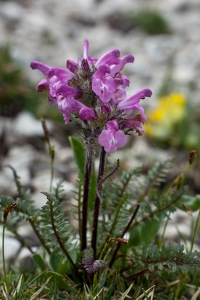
[0,1,25,21]
[13,111,53,137]
[3,145,37,185]
[32,172,74,197]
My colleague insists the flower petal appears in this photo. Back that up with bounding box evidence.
[111,55,134,75]
[115,130,127,148]
[118,88,152,109]
[79,107,95,121]
[95,49,120,68]
[30,61,51,76]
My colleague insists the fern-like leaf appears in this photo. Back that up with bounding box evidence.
[40,192,77,268]
[125,243,200,279]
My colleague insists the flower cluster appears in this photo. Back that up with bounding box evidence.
[31,40,152,152]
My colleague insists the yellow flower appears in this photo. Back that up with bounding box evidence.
[145,93,186,139]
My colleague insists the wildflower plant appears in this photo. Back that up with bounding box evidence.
[0,40,200,299]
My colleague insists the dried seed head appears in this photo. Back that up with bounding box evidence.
[189,150,197,165]
[41,118,50,143]
[4,202,18,223]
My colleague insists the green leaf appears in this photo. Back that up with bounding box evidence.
[69,136,86,181]
[58,257,68,275]
[32,253,46,272]
[129,226,142,247]
[141,217,162,246]
[181,195,200,211]
[50,248,62,272]
[46,271,69,289]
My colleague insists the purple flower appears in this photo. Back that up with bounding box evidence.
[82,39,98,65]
[48,67,74,80]
[57,95,85,124]
[31,39,153,151]
[91,52,134,104]
[111,87,127,104]
[95,49,120,68]
[110,54,134,75]
[98,120,126,152]
[30,61,51,76]
[79,107,96,121]
[124,114,145,136]
[117,88,152,119]
[92,65,116,103]
[101,103,111,114]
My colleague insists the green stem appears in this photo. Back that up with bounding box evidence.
[190,209,200,252]
[49,146,54,193]
[159,218,169,247]
[2,224,8,290]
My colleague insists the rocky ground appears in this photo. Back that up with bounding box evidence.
[0,0,200,267]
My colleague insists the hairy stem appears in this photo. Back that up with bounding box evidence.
[81,147,93,251]
[91,147,106,258]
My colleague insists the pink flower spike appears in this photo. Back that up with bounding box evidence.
[111,55,134,75]
[30,61,51,76]
[79,107,95,121]
[95,49,120,68]
[98,120,126,152]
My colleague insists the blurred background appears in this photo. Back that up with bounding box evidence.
[0,0,200,198]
